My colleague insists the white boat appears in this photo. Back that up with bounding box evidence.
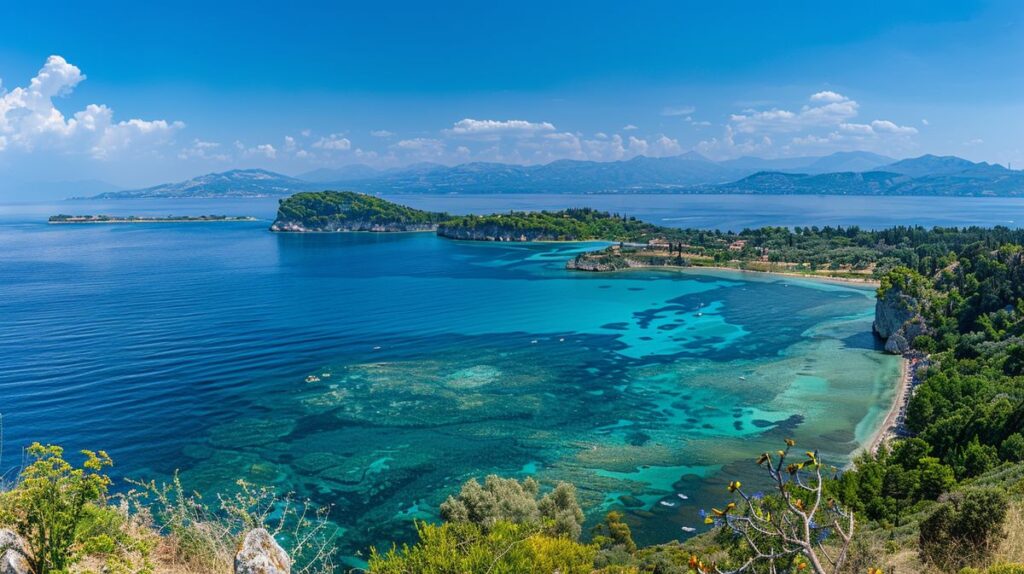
[680,526,697,533]
[659,501,676,507]
[676,493,689,500]
[738,376,746,381]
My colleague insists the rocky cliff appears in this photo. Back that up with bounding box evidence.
[270,219,438,232]
[436,224,565,241]
[873,286,928,354]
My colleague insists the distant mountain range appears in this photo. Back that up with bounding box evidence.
[83,152,1024,199]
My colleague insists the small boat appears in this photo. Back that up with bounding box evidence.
[305,375,321,383]
[530,340,538,344]
[676,493,689,500]
[680,526,697,533]
[696,312,703,317]
[738,376,746,381]
[559,338,565,342]
[659,501,676,507]
[373,346,382,350]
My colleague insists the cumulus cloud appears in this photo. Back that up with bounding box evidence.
[0,55,182,158]
[178,139,228,161]
[370,129,394,138]
[699,91,918,158]
[313,133,352,151]
[622,124,639,131]
[446,118,556,138]
[810,91,847,103]
[870,120,918,135]
[392,137,446,160]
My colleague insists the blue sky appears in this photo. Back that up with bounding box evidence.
[1,0,1022,192]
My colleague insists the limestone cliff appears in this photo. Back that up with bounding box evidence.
[874,286,927,354]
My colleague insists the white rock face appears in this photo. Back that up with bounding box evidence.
[0,530,30,574]
[235,529,292,574]
[874,287,927,354]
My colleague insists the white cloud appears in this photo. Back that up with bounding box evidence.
[313,133,352,151]
[810,91,846,103]
[622,124,639,131]
[700,91,918,159]
[921,118,930,126]
[178,139,228,161]
[839,122,875,135]
[870,120,918,135]
[446,118,556,138]
[964,138,984,146]
[0,55,182,158]
[393,137,446,160]
[370,129,394,138]
[661,105,696,117]
[254,144,276,159]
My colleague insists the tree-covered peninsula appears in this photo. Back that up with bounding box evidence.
[270,191,450,232]
[437,208,663,241]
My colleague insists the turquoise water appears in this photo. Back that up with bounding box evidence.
[0,200,901,564]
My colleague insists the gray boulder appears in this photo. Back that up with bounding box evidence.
[235,528,292,574]
[884,333,910,355]
[0,530,30,574]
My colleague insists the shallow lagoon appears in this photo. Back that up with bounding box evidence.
[0,214,899,562]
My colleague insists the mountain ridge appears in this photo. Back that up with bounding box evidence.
[83,152,1022,199]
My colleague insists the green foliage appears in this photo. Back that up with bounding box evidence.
[128,473,337,574]
[591,511,636,554]
[275,191,449,229]
[832,438,956,523]
[1001,434,1024,463]
[920,487,1009,571]
[2,443,113,574]
[439,208,662,241]
[367,520,597,574]
[439,475,584,540]
[959,565,1024,574]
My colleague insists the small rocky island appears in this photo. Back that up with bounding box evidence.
[270,191,450,232]
[49,214,256,224]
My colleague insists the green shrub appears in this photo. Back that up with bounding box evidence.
[440,475,584,540]
[920,487,1009,570]
[367,520,596,574]
[3,443,113,574]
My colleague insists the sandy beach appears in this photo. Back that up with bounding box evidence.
[863,356,912,456]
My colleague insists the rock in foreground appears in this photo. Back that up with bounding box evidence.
[235,529,292,574]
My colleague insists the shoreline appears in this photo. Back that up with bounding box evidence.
[570,262,881,287]
[862,355,911,457]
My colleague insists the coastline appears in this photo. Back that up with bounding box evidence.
[862,355,911,457]
[570,262,881,287]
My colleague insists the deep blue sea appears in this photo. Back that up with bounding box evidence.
[5,193,1020,564]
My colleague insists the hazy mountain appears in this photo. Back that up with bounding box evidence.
[802,151,895,173]
[298,164,382,182]
[883,154,1009,177]
[720,151,894,174]
[87,169,313,199]
[85,153,1023,199]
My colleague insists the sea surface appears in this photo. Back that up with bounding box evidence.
[5,192,1013,564]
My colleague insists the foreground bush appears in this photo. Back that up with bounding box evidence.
[0,443,124,574]
[920,487,1009,571]
[367,520,596,574]
[439,475,585,540]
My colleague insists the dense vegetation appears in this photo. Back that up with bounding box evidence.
[437,208,664,241]
[574,225,1024,279]
[272,191,450,230]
